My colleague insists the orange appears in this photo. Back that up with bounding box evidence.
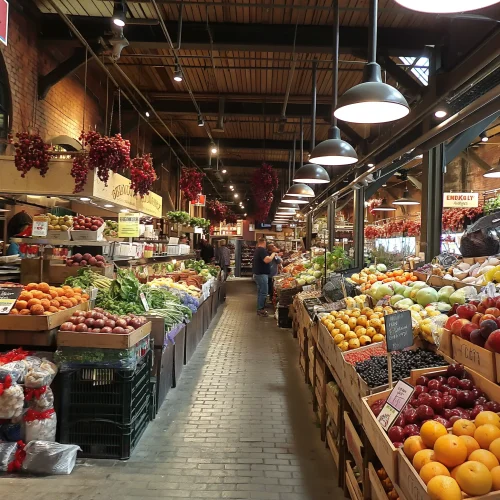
[413,449,435,472]
[31,290,44,299]
[421,421,448,448]
[18,292,32,302]
[49,299,60,308]
[49,289,58,299]
[469,449,499,470]
[450,466,460,480]
[404,436,427,461]
[64,288,75,298]
[452,419,476,437]
[15,300,28,310]
[40,299,51,311]
[434,435,468,469]
[37,282,50,293]
[9,308,18,315]
[475,424,500,449]
[73,286,82,294]
[60,299,73,309]
[56,288,65,297]
[19,309,31,315]
[30,304,45,315]
[69,297,78,306]
[58,306,67,311]
[458,435,480,458]
[27,298,41,308]
[455,461,493,496]
[25,283,38,291]
[48,306,58,313]
[420,462,450,485]
[489,438,500,461]
[426,476,462,500]
[475,411,500,429]
[491,465,500,491]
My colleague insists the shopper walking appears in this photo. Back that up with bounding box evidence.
[200,238,214,264]
[267,243,282,304]
[253,238,277,317]
[218,239,231,281]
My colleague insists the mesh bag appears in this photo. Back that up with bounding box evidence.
[22,441,81,475]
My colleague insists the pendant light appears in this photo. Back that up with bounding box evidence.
[285,183,315,198]
[394,0,500,13]
[309,0,358,166]
[392,171,420,206]
[294,65,331,183]
[334,0,409,124]
[282,197,309,204]
[484,164,500,178]
[372,198,396,211]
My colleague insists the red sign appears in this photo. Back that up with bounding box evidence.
[190,194,206,206]
[0,0,8,46]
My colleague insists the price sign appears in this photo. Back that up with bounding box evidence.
[385,310,414,352]
[140,292,150,311]
[377,380,415,431]
[0,285,22,314]
[32,215,48,237]
[118,212,140,237]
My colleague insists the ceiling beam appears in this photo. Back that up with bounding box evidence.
[461,150,491,172]
[168,137,303,152]
[377,55,423,99]
[38,16,442,57]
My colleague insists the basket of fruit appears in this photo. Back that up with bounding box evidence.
[71,216,105,241]
[103,220,124,242]
[47,213,73,240]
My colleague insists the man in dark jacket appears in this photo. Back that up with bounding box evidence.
[252,238,277,317]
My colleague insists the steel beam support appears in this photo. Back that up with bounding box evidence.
[377,55,423,98]
[421,144,445,262]
[306,213,313,251]
[327,199,336,251]
[353,188,365,269]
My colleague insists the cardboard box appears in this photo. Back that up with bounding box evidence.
[57,321,151,349]
[144,315,167,347]
[0,302,88,331]
[451,334,496,382]
[46,229,71,240]
[48,264,114,284]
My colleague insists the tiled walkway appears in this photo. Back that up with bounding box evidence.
[2,279,341,500]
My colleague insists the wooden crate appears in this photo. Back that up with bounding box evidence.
[344,411,364,474]
[326,384,340,427]
[346,460,363,500]
[49,263,114,284]
[451,334,496,382]
[438,328,453,358]
[0,302,88,331]
[326,427,340,468]
[368,463,389,500]
[57,321,151,349]
[317,323,344,382]
[0,328,57,347]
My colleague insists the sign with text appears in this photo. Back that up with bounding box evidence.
[385,310,414,352]
[32,215,48,237]
[377,380,415,431]
[443,192,479,208]
[118,212,140,238]
[190,194,206,206]
[0,0,8,46]
[0,285,22,314]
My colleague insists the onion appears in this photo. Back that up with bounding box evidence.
[129,318,142,330]
[104,319,115,329]
[60,322,75,332]
[101,326,113,333]
[115,318,127,328]
[73,316,85,325]
[92,312,104,320]
[94,319,105,329]
[84,318,95,328]
[85,311,94,318]
[112,326,125,334]
[92,328,102,333]
[75,323,88,332]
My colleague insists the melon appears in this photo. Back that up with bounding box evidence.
[437,285,455,304]
[390,294,405,306]
[415,287,439,306]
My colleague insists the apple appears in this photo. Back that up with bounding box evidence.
[470,300,480,307]
[486,330,500,353]
[445,314,460,330]
[485,307,500,317]
[448,376,460,388]
[458,379,473,390]
[478,297,497,313]
[460,322,476,341]
[429,396,444,413]
[443,409,454,420]
[449,415,462,426]
[427,379,441,392]
[434,416,451,428]
[471,405,485,419]
[429,390,443,398]
[486,401,500,412]
[476,396,488,405]
[495,297,500,309]
[414,386,428,396]
[403,424,420,438]
[471,329,486,347]
[394,415,406,427]
[417,393,432,406]
[446,364,465,377]
[416,376,429,386]
[443,395,457,409]
[451,319,470,336]
[416,405,434,420]
[436,376,447,385]
[393,442,404,449]
[457,304,477,320]
[449,388,459,398]
[403,407,418,424]
[472,313,484,325]
[388,426,405,444]
[482,314,498,323]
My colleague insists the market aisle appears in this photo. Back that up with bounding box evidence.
[3,279,341,500]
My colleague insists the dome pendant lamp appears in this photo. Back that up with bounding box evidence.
[334,0,410,124]
[392,171,420,206]
[372,198,396,212]
[309,0,358,166]
[394,0,500,13]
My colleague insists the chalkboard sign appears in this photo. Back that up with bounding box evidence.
[385,310,414,352]
[0,286,22,315]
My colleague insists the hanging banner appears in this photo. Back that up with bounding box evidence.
[190,194,206,206]
[118,212,140,237]
[0,0,8,46]
[443,193,479,208]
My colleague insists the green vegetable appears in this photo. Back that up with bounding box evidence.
[64,268,113,291]
[166,211,191,224]
[110,269,141,303]
[140,285,180,309]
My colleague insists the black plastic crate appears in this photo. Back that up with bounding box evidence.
[59,400,150,460]
[59,351,152,425]
[277,307,292,328]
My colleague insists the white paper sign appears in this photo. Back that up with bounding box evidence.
[32,216,48,237]
[443,193,479,208]
[377,380,415,431]
[140,292,150,311]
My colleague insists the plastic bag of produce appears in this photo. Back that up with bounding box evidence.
[0,377,24,419]
[24,368,53,389]
[22,441,81,475]
[24,386,54,411]
[24,409,57,442]
[0,442,19,472]
[0,362,26,384]
[418,313,448,345]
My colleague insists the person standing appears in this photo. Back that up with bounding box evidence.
[218,239,231,281]
[267,243,282,303]
[200,238,214,264]
[253,238,277,317]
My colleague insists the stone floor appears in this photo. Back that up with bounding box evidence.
[1,279,342,500]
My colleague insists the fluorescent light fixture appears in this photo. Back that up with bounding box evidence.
[120,209,129,213]
[394,0,500,13]
[104,204,114,208]
[79,197,91,201]
[434,109,447,118]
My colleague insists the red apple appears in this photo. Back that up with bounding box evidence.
[479,297,497,313]
[403,424,420,438]
[460,322,476,341]
[472,313,484,326]
[388,426,405,444]
[445,314,460,330]
[457,304,477,320]
[485,307,500,317]
[427,379,442,391]
[451,319,470,336]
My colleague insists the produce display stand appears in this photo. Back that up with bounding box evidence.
[153,343,174,411]
[171,324,186,388]
[185,304,203,365]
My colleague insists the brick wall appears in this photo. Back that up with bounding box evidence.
[0,8,102,142]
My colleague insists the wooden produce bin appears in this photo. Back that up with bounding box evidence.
[346,460,364,500]
[144,316,167,348]
[326,383,340,429]
[153,344,174,411]
[344,412,364,476]
[57,321,152,349]
[438,328,453,358]
[21,260,113,285]
[369,463,391,500]
[185,306,203,365]
[451,334,497,382]
[317,322,345,383]
[172,325,186,388]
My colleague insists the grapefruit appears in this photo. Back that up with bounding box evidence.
[434,434,468,469]
[403,435,427,461]
[427,476,462,500]
[421,420,448,448]
[468,449,500,470]
[458,435,480,458]
[455,461,493,496]
[475,411,500,429]
[475,424,500,449]
[420,462,450,485]
[413,449,435,473]
[491,465,500,491]
[452,419,476,437]
[489,437,500,461]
